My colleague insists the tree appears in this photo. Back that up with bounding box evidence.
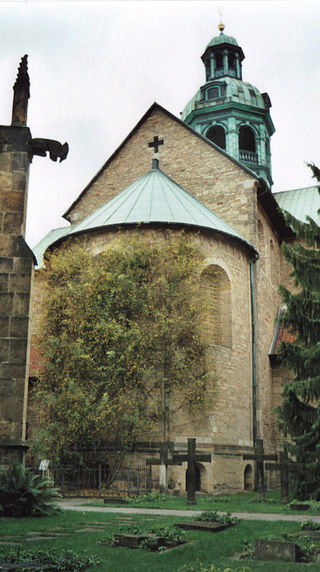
[277,163,320,500]
[31,232,212,465]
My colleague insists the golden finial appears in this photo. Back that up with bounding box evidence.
[218,9,225,33]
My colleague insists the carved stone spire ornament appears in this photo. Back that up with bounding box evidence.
[11,54,30,126]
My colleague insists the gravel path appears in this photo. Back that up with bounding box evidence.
[58,498,320,523]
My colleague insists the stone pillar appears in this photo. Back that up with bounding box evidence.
[0,57,33,466]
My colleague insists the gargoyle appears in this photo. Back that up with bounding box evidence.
[30,138,69,162]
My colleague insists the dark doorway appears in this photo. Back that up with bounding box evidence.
[244,464,253,491]
[186,463,201,492]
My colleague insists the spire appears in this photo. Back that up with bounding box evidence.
[218,9,225,33]
[11,55,30,126]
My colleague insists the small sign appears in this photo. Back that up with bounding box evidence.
[39,459,50,471]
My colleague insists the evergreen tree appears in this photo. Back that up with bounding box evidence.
[277,163,320,500]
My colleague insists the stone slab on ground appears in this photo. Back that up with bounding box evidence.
[301,529,320,539]
[0,561,52,571]
[103,498,129,504]
[254,539,298,562]
[175,521,228,532]
[290,503,310,511]
[114,532,164,549]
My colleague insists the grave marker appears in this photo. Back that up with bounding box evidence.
[172,438,212,505]
[146,441,181,493]
[243,439,277,497]
[265,448,304,504]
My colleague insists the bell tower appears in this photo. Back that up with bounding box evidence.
[181,23,275,187]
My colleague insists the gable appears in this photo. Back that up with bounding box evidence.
[64,103,261,245]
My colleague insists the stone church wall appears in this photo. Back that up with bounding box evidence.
[66,107,258,246]
[29,222,257,492]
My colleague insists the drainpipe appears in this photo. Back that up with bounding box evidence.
[250,258,258,447]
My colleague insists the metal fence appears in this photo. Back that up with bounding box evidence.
[52,464,154,498]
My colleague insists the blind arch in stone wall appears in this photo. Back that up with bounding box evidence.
[200,264,232,348]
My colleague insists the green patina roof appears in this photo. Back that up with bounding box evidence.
[67,164,255,251]
[274,186,320,225]
[33,164,256,266]
[206,32,239,49]
[32,226,71,269]
[181,77,267,122]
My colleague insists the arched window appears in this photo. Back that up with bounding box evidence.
[200,264,232,347]
[206,125,226,150]
[239,125,256,152]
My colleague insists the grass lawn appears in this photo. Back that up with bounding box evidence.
[84,490,320,515]
[1,509,320,571]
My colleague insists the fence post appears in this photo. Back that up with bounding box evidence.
[61,467,65,498]
[148,465,152,493]
[137,464,140,496]
[98,463,102,497]
[127,464,131,497]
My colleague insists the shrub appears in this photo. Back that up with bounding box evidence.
[301,519,320,531]
[178,562,252,572]
[0,464,60,517]
[208,496,231,504]
[286,499,320,512]
[105,523,185,551]
[0,547,99,571]
[125,491,168,504]
[194,511,238,527]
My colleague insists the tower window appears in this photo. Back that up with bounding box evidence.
[206,125,226,150]
[228,54,236,70]
[215,53,223,70]
[207,87,219,100]
[239,125,256,152]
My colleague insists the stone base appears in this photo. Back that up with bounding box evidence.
[175,521,228,532]
[254,539,298,562]
[103,497,129,504]
[114,533,165,549]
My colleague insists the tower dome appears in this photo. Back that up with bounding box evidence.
[182,25,275,187]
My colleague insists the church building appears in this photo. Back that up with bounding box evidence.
[29,24,320,493]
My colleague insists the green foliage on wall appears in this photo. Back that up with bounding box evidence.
[31,232,213,464]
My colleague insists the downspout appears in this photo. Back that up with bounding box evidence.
[250,258,258,447]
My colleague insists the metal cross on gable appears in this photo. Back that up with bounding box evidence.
[148,135,164,153]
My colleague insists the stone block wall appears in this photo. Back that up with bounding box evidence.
[66,106,258,246]
[0,124,33,465]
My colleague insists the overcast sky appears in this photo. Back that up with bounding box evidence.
[1,0,319,247]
